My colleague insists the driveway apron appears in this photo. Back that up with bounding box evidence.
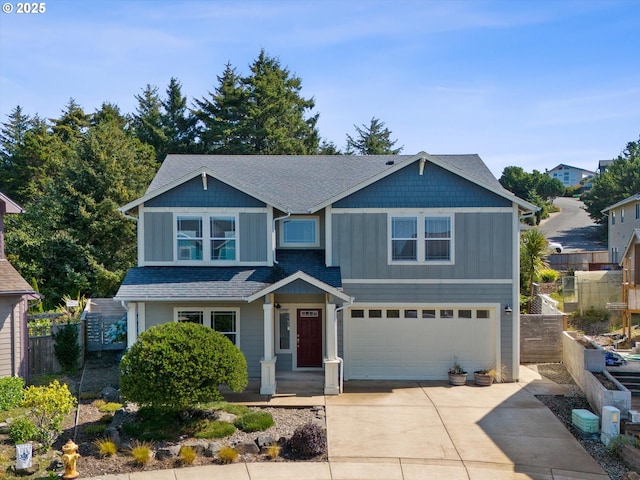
[325,374,607,479]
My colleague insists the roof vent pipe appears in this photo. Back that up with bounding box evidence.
[385,160,394,165]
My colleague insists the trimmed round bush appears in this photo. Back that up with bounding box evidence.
[289,423,327,458]
[120,322,248,411]
[234,410,274,432]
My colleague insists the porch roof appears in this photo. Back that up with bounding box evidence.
[114,250,342,302]
[0,259,37,296]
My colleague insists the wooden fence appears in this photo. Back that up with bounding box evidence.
[28,322,85,376]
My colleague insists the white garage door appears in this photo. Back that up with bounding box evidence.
[345,307,497,380]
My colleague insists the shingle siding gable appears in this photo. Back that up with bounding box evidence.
[334,162,511,209]
[145,176,266,208]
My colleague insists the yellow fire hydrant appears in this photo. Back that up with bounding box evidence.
[61,439,80,479]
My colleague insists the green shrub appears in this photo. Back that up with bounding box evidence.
[120,322,248,411]
[217,446,238,464]
[204,401,250,416]
[193,420,236,439]
[20,379,77,447]
[84,424,108,436]
[52,322,81,372]
[0,376,25,411]
[234,411,274,432]
[122,407,187,441]
[94,438,118,456]
[289,423,327,458]
[539,268,559,283]
[98,402,123,413]
[8,416,37,444]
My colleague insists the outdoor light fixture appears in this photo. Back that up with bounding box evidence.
[275,303,281,309]
[504,305,513,315]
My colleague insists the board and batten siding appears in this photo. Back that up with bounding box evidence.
[142,301,264,378]
[239,213,268,262]
[332,212,513,280]
[0,296,25,378]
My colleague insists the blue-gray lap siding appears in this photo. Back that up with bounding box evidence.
[142,211,268,263]
[143,302,264,378]
[332,212,513,279]
[334,162,511,209]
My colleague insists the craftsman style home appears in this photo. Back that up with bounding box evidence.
[603,193,640,264]
[115,153,536,394]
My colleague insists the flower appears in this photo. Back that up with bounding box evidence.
[105,318,127,343]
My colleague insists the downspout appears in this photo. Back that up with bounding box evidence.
[272,211,291,264]
[334,297,354,393]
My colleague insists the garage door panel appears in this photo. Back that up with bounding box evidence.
[348,315,495,380]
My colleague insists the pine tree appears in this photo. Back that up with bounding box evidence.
[132,84,167,161]
[161,77,196,155]
[345,117,403,155]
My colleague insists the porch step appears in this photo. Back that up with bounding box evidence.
[608,370,640,395]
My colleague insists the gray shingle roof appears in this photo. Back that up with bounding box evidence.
[115,249,341,301]
[141,153,511,213]
[0,260,35,295]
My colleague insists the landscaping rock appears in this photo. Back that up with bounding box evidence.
[100,387,120,402]
[256,434,275,448]
[205,442,222,457]
[0,421,9,434]
[234,440,260,455]
[215,411,236,423]
[47,459,63,472]
[156,444,181,460]
[181,440,207,456]
[104,427,121,447]
[623,472,640,480]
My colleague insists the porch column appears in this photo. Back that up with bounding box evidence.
[126,302,137,349]
[324,303,340,395]
[260,301,277,395]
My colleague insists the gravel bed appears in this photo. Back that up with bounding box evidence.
[531,363,631,480]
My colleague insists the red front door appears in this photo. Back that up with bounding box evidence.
[296,309,322,367]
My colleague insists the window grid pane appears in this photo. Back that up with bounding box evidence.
[177,216,203,260]
[391,217,417,261]
[177,311,203,324]
[425,217,451,261]
[211,216,236,260]
[212,311,237,345]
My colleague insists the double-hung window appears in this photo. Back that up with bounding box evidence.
[177,216,203,260]
[211,216,236,261]
[212,311,238,345]
[174,308,240,347]
[390,213,453,263]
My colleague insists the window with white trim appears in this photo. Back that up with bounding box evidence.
[177,216,203,260]
[280,217,319,247]
[612,211,616,225]
[277,309,291,351]
[621,208,625,223]
[174,308,240,347]
[636,203,640,220]
[389,214,453,263]
[210,216,236,261]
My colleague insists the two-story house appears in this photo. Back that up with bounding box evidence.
[546,163,595,188]
[115,153,536,395]
[0,192,38,379]
[603,193,640,264]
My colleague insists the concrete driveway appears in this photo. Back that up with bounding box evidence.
[325,367,608,479]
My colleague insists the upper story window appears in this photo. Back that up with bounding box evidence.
[389,214,453,264]
[621,208,625,223]
[281,216,319,247]
[211,216,236,261]
[177,216,203,260]
[636,203,639,220]
[612,211,616,225]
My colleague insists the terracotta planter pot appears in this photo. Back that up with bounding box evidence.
[474,372,494,386]
[448,372,467,386]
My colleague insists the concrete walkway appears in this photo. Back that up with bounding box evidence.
[89,367,609,480]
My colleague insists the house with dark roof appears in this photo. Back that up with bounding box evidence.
[115,153,536,394]
[0,192,37,379]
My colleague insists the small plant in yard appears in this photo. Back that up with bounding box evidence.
[234,410,274,432]
[99,413,113,424]
[194,420,236,439]
[607,434,639,456]
[448,362,466,374]
[52,321,81,373]
[289,423,327,458]
[0,376,24,411]
[98,402,123,413]
[91,399,107,409]
[179,446,197,465]
[129,440,154,465]
[265,444,280,460]
[94,438,118,457]
[20,380,76,447]
[218,446,238,464]
[8,416,38,444]
[204,401,250,416]
[84,424,108,436]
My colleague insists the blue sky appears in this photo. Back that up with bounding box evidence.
[0,0,638,177]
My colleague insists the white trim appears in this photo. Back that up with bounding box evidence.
[173,306,241,348]
[116,296,247,302]
[279,215,320,248]
[142,206,266,214]
[138,206,145,267]
[387,212,455,265]
[350,302,498,308]
[266,206,274,266]
[141,260,270,267]
[331,207,514,214]
[173,211,241,264]
[245,271,351,303]
[342,278,513,284]
[275,305,293,354]
[512,201,520,380]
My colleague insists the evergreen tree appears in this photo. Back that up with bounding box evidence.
[51,99,90,144]
[161,77,196,155]
[132,84,167,161]
[193,63,249,154]
[345,117,402,155]
[242,50,320,154]
[582,136,640,225]
[0,106,34,199]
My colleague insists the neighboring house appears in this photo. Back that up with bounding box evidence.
[115,153,536,395]
[547,164,595,188]
[0,192,38,379]
[603,193,640,264]
[597,159,614,174]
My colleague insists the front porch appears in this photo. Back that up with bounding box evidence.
[221,371,326,406]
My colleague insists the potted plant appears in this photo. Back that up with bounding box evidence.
[473,368,496,386]
[448,361,467,386]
